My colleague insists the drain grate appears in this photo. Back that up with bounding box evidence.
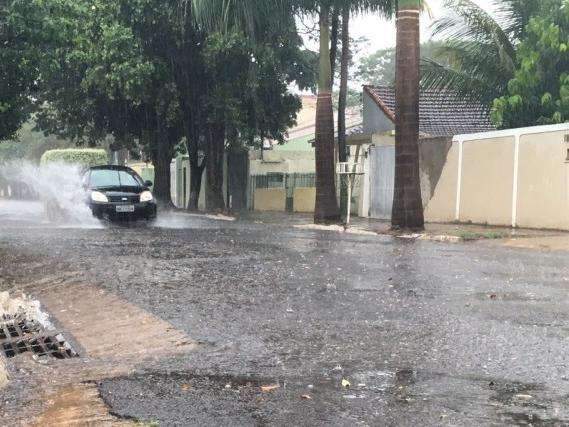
[2,333,77,359]
[0,316,41,340]
[0,316,78,360]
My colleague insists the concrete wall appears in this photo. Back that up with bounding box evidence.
[293,187,316,213]
[423,142,460,222]
[460,136,515,225]
[516,130,569,229]
[363,135,452,220]
[249,150,315,175]
[254,188,286,211]
[172,156,224,210]
[425,124,569,230]
[363,92,394,135]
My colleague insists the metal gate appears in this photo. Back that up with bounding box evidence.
[369,145,395,219]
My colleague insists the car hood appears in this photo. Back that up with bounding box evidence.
[90,186,147,195]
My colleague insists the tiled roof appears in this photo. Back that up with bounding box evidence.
[364,85,495,137]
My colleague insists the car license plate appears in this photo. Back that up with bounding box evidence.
[116,205,135,213]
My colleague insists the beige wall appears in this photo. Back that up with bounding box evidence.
[460,137,515,225]
[293,187,316,213]
[516,131,569,229]
[249,150,315,175]
[424,141,460,222]
[254,188,286,211]
[424,125,569,230]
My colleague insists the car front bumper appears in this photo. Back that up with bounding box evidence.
[89,201,157,220]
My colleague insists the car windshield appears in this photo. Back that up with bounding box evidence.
[89,169,144,188]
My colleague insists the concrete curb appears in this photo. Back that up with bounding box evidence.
[0,354,8,389]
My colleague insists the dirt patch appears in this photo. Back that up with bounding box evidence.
[32,383,133,426]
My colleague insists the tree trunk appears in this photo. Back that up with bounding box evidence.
[330,7,340,88]
[314,6,340,224]
[185,134,205,211]
[392,0,424,230]
[151,138,174,208]
[205,123,225,212]
[188,156,205,211]
[338,6,350,221]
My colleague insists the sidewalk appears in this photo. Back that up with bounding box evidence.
[237,211,565,243]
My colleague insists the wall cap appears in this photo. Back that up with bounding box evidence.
[453,123,569,143]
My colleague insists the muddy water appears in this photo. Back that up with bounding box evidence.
[2,203,569,424]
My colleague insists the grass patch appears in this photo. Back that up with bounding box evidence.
[458,231,509,241]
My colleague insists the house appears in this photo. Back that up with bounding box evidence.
[249,95,362,213]
[361,85,494,138]
[350,85,495,219]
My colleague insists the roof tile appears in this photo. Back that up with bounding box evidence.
[364,85,495,137]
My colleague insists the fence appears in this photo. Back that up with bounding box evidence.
[248,173,316,211]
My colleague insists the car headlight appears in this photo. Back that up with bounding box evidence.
[140,191,153,202]
[91,191,108,203]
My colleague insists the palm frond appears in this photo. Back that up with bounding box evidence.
[192,0,293,39]
[495,0,541,41]
[421,58,496,106]
[421,0,538,103]
[432,0,516,65]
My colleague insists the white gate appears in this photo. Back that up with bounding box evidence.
[369,145,395,219]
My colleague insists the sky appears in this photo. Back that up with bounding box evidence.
[344,0,495,55]
[295,0,496,93]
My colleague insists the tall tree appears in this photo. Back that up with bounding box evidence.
[1,0,57,141]
[392,0,424,229]
[314,4,341,223]
[30,0,183,206]
[337,5,350,218]
[308,0,394,223]
[191,0,313,211]
[330,7,340,87]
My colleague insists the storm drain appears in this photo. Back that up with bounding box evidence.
[0,316,41,340]
[0,316,78,360]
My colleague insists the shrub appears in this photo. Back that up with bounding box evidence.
[40,149,108,168]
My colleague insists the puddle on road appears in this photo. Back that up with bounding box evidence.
[329,366,569,425]
[98,372,273,426]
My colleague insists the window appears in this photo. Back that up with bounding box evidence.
[89,169,144,188]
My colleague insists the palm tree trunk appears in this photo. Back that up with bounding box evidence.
[338,6,350,220]
[392,0,424,230]
[314,5,340,224]
[330,7,340,88]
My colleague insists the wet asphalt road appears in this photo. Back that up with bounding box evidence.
[2,201,569,425]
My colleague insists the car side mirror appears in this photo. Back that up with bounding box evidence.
[144,180,153,187]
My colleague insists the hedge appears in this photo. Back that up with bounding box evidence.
[40,149,108,168]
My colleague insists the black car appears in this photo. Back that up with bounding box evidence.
[85,165,157,221]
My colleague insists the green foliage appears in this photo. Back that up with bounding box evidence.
[0,0,42,140]
[492,1,569,128]
[421,0,542,104]
[40,148,108,167]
